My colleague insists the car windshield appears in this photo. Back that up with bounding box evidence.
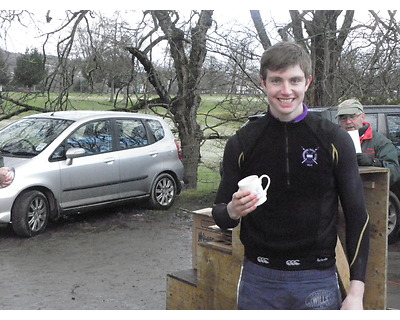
[0,118,73,157]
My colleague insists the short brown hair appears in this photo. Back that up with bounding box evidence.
[260,42,312,80]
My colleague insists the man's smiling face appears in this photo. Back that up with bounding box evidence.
[261,65,312,122]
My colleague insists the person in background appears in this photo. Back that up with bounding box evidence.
[212,42,369,310]
[0,167,12,187]
[336,98,400,186]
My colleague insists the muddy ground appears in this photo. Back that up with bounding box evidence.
[0,193,216,310]
[1,191,400,310]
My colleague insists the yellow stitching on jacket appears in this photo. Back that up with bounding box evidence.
[238,152,244,169]
[332,143,338,166]
[349,213,370,267]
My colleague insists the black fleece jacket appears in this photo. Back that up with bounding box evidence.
[212,110,370,282]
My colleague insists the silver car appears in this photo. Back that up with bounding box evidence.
[0,111,184,237]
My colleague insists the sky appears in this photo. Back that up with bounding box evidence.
[1,9,292,54]
[2,1,399,54]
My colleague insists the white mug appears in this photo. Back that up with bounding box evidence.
[238,174,271,206]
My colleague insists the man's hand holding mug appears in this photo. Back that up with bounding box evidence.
[227,174,271,220]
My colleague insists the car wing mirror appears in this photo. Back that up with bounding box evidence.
[65,148,86,165]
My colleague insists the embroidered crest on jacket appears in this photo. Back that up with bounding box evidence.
[301,147,319,166]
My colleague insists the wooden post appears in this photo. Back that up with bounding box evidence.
[336,167,389,309]
[360,167,389,309]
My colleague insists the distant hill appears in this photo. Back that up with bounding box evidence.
[0,49,20,74]
[0,48,58,79]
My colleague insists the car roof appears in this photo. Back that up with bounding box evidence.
[362,105,400,114]
[25,110,162,122]
[313,105,400,114]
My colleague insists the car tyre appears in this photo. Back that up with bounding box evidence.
[12,190,49,237]
[149,173,177,210]
[388,191,400,244]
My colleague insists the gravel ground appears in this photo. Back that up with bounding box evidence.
[0,194,216,310]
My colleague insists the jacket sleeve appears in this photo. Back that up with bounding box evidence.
[373,132,400,185]
[212,135,242,230]
[334,127,370,282]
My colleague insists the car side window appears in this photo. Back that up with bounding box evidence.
[117,119,149,150]
[146,119,165,142]
[365,114,378,130]
[387,115,400,150]
[67,120,112,155]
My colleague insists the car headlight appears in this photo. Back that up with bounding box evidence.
[0,167,15,188]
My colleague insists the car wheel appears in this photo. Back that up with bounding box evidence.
[12,190,49,237]
[388,191,400,244]
[149,173,177,210]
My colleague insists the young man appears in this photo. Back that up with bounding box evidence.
[212,42,369,310]
[336,98,400,186]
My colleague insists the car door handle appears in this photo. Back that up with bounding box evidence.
[149,151,158,157]
[104,157,115,164]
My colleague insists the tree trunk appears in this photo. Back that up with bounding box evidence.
[173,95,203,189]
[301,10,353,106]
[250,10,271,50]
[152,10,213,189]
[109,78,114,103]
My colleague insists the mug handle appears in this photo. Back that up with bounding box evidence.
[259,174,271,193]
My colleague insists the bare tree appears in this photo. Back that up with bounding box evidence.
[344,10,400,104]
[250,10,355,107]
[74,13,133,105]
[126,10,213,189]
[42,10,91,111]
[41,10,214,188]
[300,10,354,106]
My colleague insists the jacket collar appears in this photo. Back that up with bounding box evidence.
[268,104,308,123]
[359,122,373,141]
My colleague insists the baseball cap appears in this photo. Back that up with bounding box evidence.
[336,98,364,117]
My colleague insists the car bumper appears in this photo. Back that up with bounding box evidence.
[0,188,18,224]
[0,211,11,224]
